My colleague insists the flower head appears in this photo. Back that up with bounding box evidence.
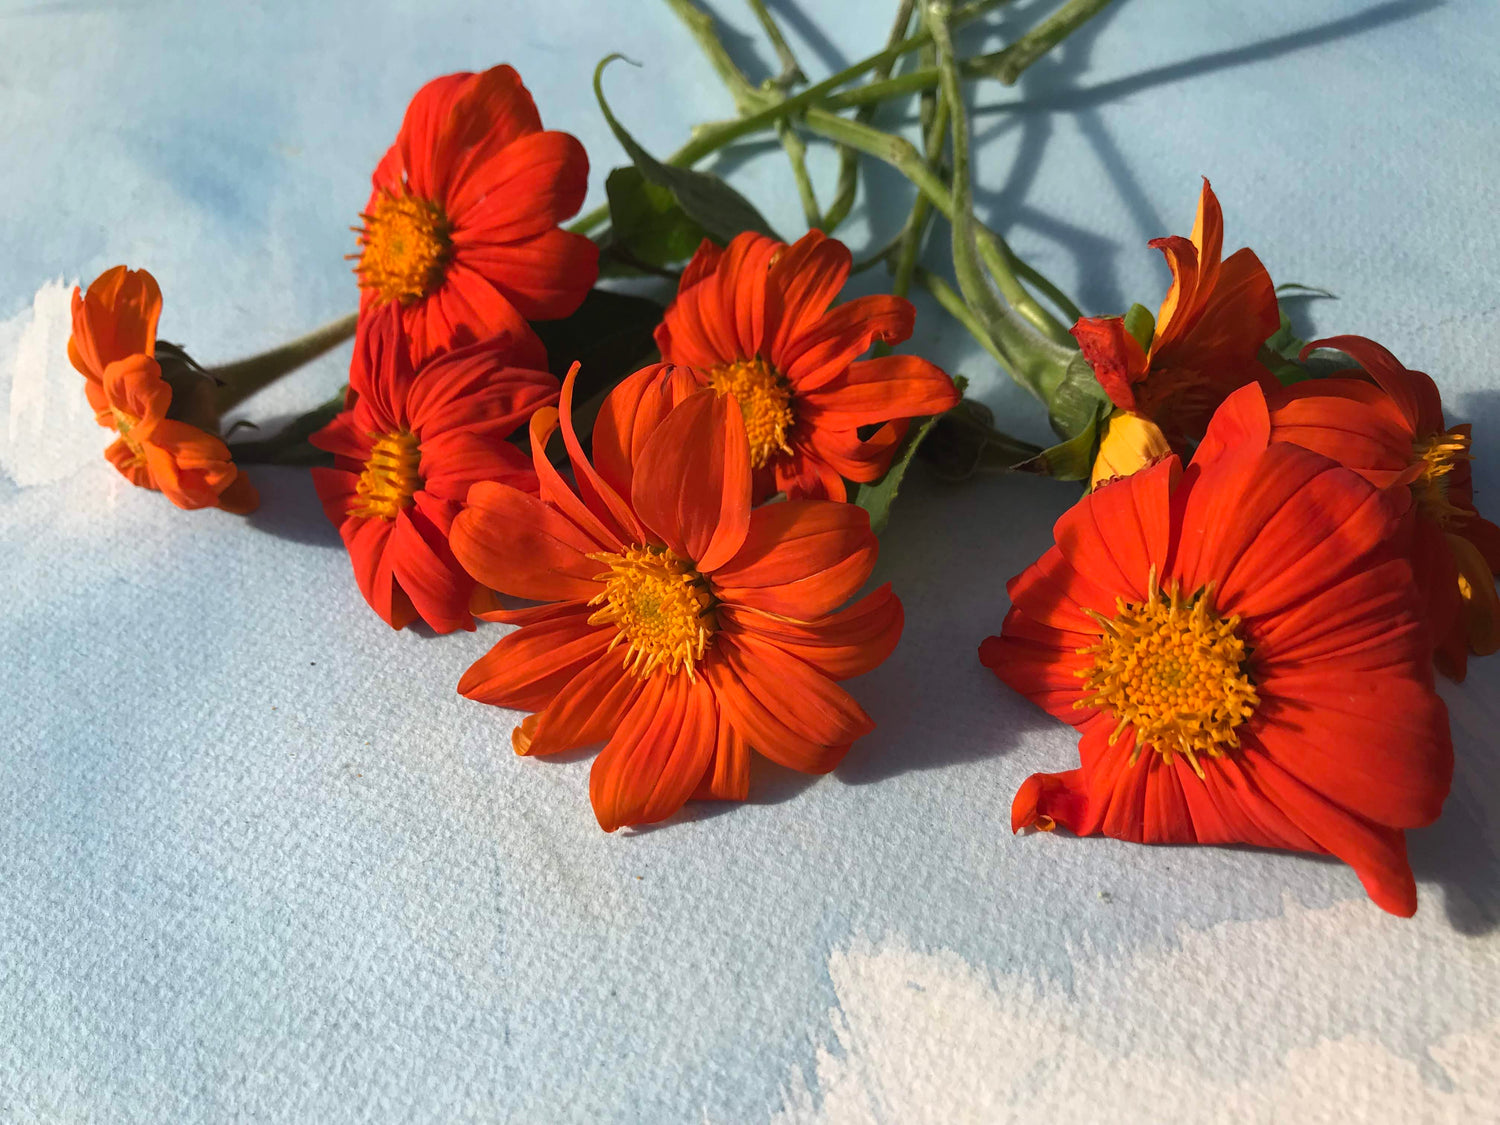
[355,65,598,364]
[653,231,959,501]
[449,364,903,831]
[1251,335,1500,679]
[980,383,1452,916]
[311,304,558,633]
[68,266,257,513]
[1071,179,1279,447]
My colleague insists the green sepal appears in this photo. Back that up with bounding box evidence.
[1046,349,1111,441]
[594,56,777,245]
[603,166,710,268]
[1015,398,1109,482]
[1123,303,1155,354]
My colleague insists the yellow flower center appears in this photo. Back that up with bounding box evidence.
[588,544,716,678]
[110,407,146,464]
[1411,427,1471,526]
[1075,573,1259,778]
[349,430,422,520]
[707,356,795,470]
[354,192,452,305]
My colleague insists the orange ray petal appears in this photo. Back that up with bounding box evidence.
[458,610,611,712]
[589,671,718,831]
[713,499,877,618]
[720,583,903,681]
[450,481,607,602]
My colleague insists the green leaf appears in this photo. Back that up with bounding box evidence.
[594,56,777,245]
[604,166,709,267]
[532,288,665,405]
[1047,349,1110,440]
[1015,399,1109,482]
[1123,303,1155,353]
[850,376,968,535]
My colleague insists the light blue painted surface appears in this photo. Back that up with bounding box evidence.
[1,1,1498,1121]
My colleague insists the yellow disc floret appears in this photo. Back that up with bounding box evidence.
[1411,427,1472,526]
[350,430,422,520]
[708,356,795,470]
[354,191,452,305]
[588,544,716,678]
[1075,571,1259,778]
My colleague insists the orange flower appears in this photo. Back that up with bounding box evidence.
[354,65,598,364]
[68,266,257,513]
[448,365,903,831]
[1250,335,1500,679]
[980,383,1452,916]
[653,231,959,501]
[310,305,557,634]
[1071,179,1279,447]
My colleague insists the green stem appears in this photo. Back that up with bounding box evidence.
[914,267,1006,366]
[822,0,916,233]
[797,107,1073,345]
[928,1,1073,399]
[664,0,765,112]
[889,78,949,301]
[779,119,823,227]
[212,311,358,414]
[745,0,806,86]
[970,0,1113,85]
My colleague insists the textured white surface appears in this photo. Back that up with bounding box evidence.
[1,1,1498,1122]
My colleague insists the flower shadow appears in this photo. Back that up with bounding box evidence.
[241,463,343,549]
[833,467,1075,786]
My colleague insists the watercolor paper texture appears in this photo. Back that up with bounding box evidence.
[2,1,1498,1121]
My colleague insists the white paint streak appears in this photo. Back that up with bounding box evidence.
[0,279,104,488]
[774,900,1500,1124]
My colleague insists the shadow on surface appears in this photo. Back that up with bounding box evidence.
[241,463,342,549]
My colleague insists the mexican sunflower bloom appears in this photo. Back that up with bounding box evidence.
[1071,179,1279,447]
[353,64,598,364]
[448,366,903,831]
[652,230,959,501]
[1264,335,1500,679]
[979,383,1452,916]
[68,266,257,514]
[310,305,558,634]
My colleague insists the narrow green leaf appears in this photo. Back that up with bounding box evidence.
[850,375,968,535]
[604,166,709,267]
[594,56,777,244]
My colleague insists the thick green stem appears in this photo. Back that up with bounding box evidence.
[212,311,358,414]
[914,267,1005,366]
[779,119,823,227]
[889,80,949,300]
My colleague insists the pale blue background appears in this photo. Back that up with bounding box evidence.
[2,1,1498,1121]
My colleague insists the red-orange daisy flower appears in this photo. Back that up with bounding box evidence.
[1071,179,1279,447]
[1253,335,1500,679]
[68,266,257,514]
[311,305,558,634]
[448,365,903,831]
[354,65,598,365]
[979,383,1452,916]
[652,230,959,501]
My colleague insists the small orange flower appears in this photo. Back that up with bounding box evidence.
[310,305,557,634]
[68,266,257,513]
[448,365,903,831]
[653,231,959,501]
[1245,335,1500,679]
[981,383,1452,916]
[355,65,598,364]
[1071,179,1279,447]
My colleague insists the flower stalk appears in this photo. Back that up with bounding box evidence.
[211,311,358,414]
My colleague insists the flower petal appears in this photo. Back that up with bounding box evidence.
[796,355,959,428]
[720,583,903,680]
[457,609,612,712]
[632,390,752,573]
[515,649,643,757]
[589,671,718,831]
[450,480,607,602]
[713,499,877,618]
